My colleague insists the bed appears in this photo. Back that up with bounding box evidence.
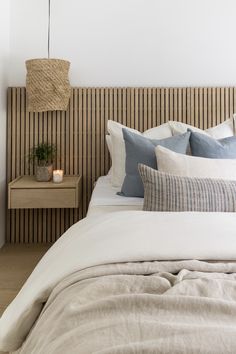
[1,210,236,354]
[1,118,236,353]
[87,175,143,217]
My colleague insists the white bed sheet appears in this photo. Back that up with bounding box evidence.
[87,175,143,216]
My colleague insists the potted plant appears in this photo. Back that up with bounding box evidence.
[29,143,56,182]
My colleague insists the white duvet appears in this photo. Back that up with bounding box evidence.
[1,211,236,352]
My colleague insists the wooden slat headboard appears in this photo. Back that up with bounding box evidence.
[7,87,236,243]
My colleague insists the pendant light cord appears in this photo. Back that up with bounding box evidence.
[48,0,51,59]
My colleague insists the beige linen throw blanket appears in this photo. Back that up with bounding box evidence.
[1,211,236,352]
[15,260,236,354]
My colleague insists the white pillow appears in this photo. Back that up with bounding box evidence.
[143,122,173,139]
[105,135,112,175]
[206,116,236,139]
[169,121,207,136]
[107,120,173,187]
[169,116,236,139]
[155,145,236,181]
[106,135,112,156]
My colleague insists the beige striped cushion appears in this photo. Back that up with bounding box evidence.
[138,164,236,212]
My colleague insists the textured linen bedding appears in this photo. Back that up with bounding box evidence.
[1,211,236,353]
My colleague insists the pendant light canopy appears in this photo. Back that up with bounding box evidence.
[26,0,71,112]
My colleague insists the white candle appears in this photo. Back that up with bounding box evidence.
[53,170,64,183]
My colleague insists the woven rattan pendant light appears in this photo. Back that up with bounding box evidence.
[26,0,71,112]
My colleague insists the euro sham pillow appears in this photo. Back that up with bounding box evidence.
[119,129,190,197]
[105,135,112,175]
[169,116,236,138]
[189,130,236,158]
[155,145,236,180]
[107,120,173,187]
[139,164,236,212]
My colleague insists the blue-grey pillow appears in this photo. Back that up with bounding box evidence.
[189,130,236,158]
[119,129,190,197]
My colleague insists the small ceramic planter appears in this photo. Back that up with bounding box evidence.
[36,164,53,182]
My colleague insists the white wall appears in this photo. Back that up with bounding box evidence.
[0,1,10,247]
[9,0,48,86]
[9,0,236,87]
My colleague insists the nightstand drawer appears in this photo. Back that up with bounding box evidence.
[8,176,82,209]
[10,189,77,209]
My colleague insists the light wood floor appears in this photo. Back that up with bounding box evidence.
[0,243,51,316]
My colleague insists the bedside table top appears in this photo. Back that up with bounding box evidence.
[9,176,81,189]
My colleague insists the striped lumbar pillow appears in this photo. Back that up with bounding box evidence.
[138,164,236,212]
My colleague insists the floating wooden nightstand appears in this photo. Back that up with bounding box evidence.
[8,176,82,209]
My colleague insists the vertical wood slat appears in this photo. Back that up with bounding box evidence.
[7,87,236,243]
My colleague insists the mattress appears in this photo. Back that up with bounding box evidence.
[87,175,143,216]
